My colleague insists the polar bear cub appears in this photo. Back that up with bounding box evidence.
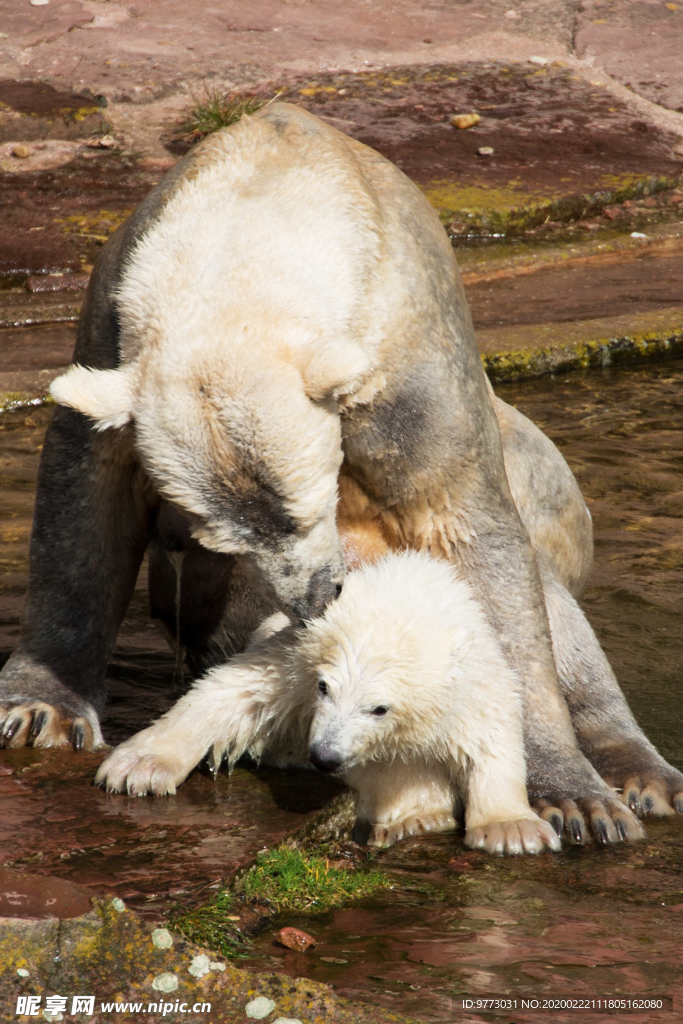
[96,552,561,855]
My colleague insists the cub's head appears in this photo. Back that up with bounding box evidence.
[50,349,357,620]
[294,552,475,773]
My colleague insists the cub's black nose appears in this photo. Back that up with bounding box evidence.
[309,746,342,774]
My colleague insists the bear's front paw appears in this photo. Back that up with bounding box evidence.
[0,701,106,752]
[533,796,644,845]
[364,810,456,849]
[95,739,190,797]
[465,817,561,856]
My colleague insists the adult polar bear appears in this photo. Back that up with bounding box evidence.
[0,103,679,840]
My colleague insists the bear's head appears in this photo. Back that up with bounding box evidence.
[294,551,480,773]
[49,348,357,620]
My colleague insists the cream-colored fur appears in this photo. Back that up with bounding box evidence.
[96,552,560,856]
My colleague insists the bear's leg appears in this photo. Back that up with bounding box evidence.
[543,569,683,821]
[147,502,278,677]
[343,758,458,848]
[0,407,153,750]
[463,752,562,856]
[95,615,298,795]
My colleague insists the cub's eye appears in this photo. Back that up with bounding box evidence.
[371,706,388,717]
[318,680,328,696]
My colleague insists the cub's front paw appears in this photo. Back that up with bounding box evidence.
[0,701,105,751]
[95,734,192,796]
[364,810,456,849]
[465,817,561,856]
[592,744,683,817]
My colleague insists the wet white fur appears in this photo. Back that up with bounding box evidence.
[49,108,381,570]
[96,552,560,855]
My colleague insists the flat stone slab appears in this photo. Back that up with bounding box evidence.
[576,1,683,115]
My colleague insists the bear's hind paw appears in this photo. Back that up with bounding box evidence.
[365,810,456,849]
[621,774,683,818]
[465,817,561,856]
[0,701,105,752]
[533,796,644,845]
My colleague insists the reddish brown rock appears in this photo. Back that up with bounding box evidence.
[277,926,317,952]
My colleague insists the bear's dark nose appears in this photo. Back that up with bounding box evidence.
[291,566,343,621]
[309,745,343,774]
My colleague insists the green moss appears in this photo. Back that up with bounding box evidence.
[170,845,388,960]
[238,845,388,911]
[170,890,250,960]
[426,174,681,235]
[482,326,683,382]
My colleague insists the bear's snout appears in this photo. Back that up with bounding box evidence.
[309,743,343,774]
[289,565,343,621]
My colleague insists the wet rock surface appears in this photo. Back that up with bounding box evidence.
[0,895,406,1024]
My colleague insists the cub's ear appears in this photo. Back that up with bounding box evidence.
[49,364,135,430]
[297,342,371,402]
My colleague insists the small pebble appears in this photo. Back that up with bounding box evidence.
[246,996,277,1019]
[30,0,50,5]
[273,1019,304,1024]
[276,927,316,952]
[188,954,210,978]
[85,135,116,149]
[631,231,648,239]
[152,973,178,993]
[152,927,173,949]
[11,145,31,159]
[477,146,494,156]
[505,9,521,18]
[17,968,29,977]
[529,55,549,65]
[450,113,480,130]
[111,897,126,912]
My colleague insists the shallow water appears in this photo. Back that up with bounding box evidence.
[1,361,683,1020]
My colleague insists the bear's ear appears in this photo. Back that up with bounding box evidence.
[49,364,135,430]
[297,342,371,402]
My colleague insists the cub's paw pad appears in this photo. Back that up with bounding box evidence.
[465,818,561,856]
[365,811,456,849]
[622,775,682,818]
[0,702,104,751]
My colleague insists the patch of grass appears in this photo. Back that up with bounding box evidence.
[238,845,389,912]
[176,91,270,145]
[170,888,250,960]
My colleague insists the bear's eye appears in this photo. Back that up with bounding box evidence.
[371,706,388,717]
[318,680,328,696]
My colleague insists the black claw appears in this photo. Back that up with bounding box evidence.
[71,724,85,751]
[570,818,583,844]
[30,710,47,739]
[615,819,627,840]
[643,796,655,814]
[627,792,640,813]
[550,814,563,837]
[595,819,609,844]
[3,718,21,742]
[674,797,683,815]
